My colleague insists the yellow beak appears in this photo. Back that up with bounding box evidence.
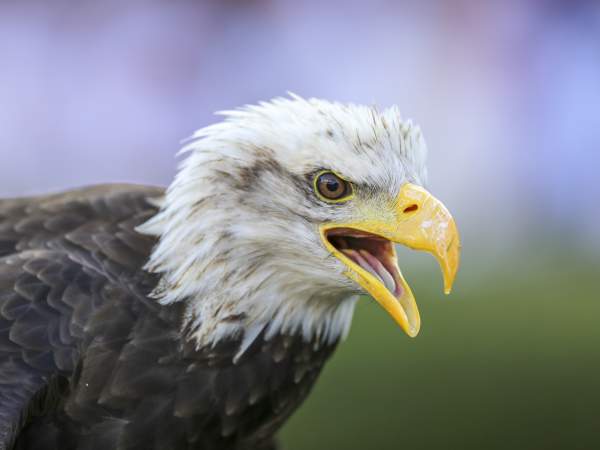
[320,183,460,337]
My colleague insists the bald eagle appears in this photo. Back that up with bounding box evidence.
[0,96,460,450]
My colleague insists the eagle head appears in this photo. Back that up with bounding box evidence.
[138,96,460,354]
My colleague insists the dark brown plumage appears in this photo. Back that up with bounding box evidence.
[0,185,337,450]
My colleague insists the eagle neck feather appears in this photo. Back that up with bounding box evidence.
[137,134,358,356]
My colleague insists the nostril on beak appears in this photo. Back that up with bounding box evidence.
[403,204,419,213]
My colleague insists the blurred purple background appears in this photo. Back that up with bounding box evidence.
[1,0,599,248]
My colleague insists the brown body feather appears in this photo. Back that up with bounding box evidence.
[0,185,337,450]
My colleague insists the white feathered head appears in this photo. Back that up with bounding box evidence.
[139,95,460,354]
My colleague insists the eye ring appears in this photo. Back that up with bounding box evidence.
[313,170,353,203]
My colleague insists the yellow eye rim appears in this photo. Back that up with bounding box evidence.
[313,170,354,203]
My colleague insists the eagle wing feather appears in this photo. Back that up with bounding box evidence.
[0,185,163,449]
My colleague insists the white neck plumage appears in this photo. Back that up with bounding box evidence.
[137,145,359,360]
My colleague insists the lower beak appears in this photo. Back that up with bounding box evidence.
[320,183,461,337]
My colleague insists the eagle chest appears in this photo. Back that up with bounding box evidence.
[58,317,338,450]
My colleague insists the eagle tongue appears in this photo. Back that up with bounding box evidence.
[342,248,396,294]
[358,249,396,294]
[342,249,383,283]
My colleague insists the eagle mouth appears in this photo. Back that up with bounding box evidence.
[322,226,421,336]
[325,228,404,299]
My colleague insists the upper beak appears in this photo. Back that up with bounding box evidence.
[320,183,461,337]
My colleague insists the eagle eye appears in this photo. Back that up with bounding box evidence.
[314,171,353,202]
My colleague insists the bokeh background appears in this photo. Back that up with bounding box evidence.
[1,1,599,449]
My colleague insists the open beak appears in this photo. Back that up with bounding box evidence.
[320,183,460,337]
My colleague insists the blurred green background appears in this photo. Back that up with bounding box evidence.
[283,241,600,450]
